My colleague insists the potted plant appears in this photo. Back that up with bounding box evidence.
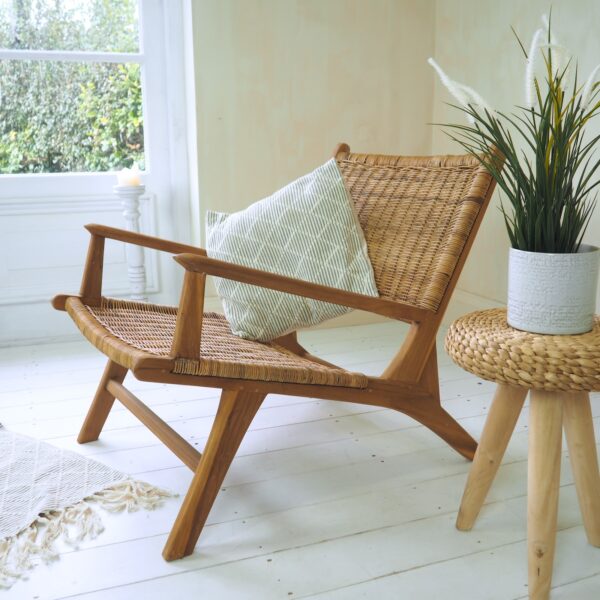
[429,15,600,334]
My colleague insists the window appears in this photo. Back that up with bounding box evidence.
[0,0,196,344]
[0,0,144,174]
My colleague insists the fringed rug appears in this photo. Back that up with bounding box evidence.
[0,423,173,588]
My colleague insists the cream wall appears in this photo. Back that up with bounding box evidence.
[189,0,435,236]
[188,0,600,311]
[431,0,600,307]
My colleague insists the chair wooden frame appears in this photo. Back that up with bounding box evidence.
[53,143,499,561]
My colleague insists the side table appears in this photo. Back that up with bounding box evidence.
[445,309,600,600]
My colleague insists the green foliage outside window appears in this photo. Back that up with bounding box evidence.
[0,0,144,174]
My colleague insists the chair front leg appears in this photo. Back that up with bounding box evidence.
[163,388,265,561]
[78,359,128,443]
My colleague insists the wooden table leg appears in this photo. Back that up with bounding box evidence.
[456,384,527,530]
[528,390,563,600]
[563,392,600,547]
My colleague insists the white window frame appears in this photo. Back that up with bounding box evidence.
[1,1,152,186]
[0,0,196,344]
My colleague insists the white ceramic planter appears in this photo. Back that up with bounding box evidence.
[507,245,600,334]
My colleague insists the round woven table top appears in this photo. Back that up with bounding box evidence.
[445,309,600,392]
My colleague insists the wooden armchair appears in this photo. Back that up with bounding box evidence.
[53,143,498,561]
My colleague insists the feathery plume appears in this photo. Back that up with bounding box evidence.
[459,83,493,112]
[581,64,600,109]
[428,58,492,123]
[428,58,470,107]
[525,28,544,107]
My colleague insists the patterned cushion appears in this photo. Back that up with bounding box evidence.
[206,159,378,341]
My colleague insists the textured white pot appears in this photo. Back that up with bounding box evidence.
[507,245,600,334]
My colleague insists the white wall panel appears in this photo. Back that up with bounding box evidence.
[0,195,160,344]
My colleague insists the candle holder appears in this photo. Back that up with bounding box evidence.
[113,184,147,302]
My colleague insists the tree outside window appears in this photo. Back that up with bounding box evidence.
[0,0,144,174]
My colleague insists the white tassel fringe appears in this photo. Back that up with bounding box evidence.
[0,480,173,588]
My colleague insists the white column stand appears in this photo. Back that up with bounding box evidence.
[114,184,148,302]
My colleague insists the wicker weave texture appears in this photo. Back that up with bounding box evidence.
[445,309,600,392]
[337,154,486,311]
[78,298,368,388]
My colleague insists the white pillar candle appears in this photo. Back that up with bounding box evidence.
[116,163,142,186]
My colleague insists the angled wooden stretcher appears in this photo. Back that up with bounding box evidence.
[53,143,498,560]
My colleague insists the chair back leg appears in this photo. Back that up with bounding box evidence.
[421,346,478,460]
[163,388,266,561]
[78,359,128,443]
[388,345,478,460]
[413,401,478,460]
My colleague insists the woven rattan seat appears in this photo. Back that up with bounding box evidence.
[445,308,600,392]
[68,297,368,388]
[54,142,500,563]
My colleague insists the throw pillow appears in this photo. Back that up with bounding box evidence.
[205,158,378,341]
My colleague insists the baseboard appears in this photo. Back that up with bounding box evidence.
[208,289,503,331]
[202,296,224,314]
[0,289,502,348]
[443,289,504,326]
[0,333,82,348]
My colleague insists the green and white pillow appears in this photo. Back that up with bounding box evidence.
[205,158,378,341]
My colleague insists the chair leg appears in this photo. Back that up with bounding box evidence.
[401,346,478,461]
[456,384,527,530]
[528,390,563,600]
[409,399,479,461]
[78,359,128,443]
[404,396,477,460]
[162,388,265,561]
[563,392,600,547]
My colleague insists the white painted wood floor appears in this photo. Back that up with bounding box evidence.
[1,321,599,600]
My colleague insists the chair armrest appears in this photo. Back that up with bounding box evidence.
[53,225,207,309]
[173,253,432,323]
[85,224,207,256]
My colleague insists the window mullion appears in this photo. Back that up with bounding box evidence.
[0,49,144,64]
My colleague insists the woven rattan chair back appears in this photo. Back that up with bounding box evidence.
[337,150,489,312]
